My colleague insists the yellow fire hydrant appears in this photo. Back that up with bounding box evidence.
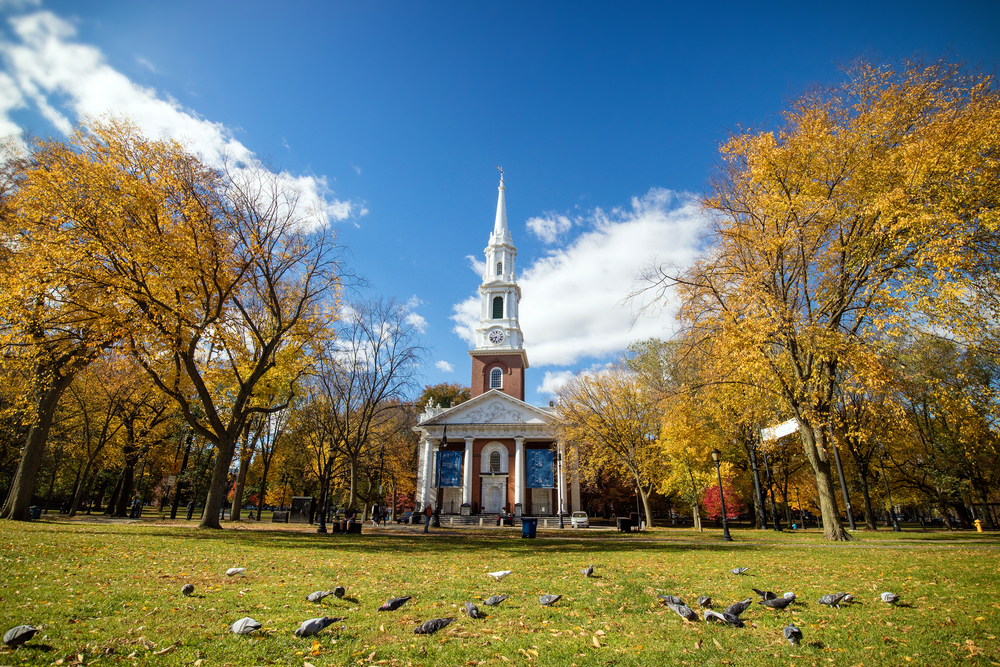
[974,519,983,533]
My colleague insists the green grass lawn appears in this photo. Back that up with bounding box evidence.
[1,520,997,666]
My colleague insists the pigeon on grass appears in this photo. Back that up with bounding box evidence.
[759,594,795,610]
[783,592,796,599]
[730,567,749,575]
[704,609,744,627]
[465,602,483,619]
[724,598,754,617]
[3,625,37,648]
[881,592,900,605]
[294,616,341,637]
[378,596,412,612]
[307,591,334,603]
[658,595,685,606]
[488,570,512,581]
[783,624,802,645]
[181,584,195,597]
[230,617,261,635]
[818,592,849,608]
[482,595,508,606]
[581,564,594,577]
[752,588,777,601]
[697,596,713,608]
[226,568,246,577]
[333,586,346,599]
[539,594,562,606]
[666,602,699,622]
[414,617,456,634]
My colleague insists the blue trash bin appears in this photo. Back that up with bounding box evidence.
[29,506,42,521]
[521,517,538,538]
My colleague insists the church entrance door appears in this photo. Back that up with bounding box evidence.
[483,481,505,514]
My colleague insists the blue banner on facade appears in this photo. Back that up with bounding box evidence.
[436,450,463,488]
[526,449,554,488]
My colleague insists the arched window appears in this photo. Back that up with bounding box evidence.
[492,296,503,319]
[490,367,503,389]
[496,262,503,275]
[490,451,501,472]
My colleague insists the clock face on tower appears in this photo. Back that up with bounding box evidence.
[488,329,505,345]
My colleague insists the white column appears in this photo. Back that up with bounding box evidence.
[415,436,428,509]
[463,437,474,506]
[571,443,581,512]
[514,437,525,508]
[557,442,566,515]
[421,437,435,510]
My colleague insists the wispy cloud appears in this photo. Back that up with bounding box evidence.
[0,10,363,227]
[435,360,454,373]
[452,188,705,367]
[135,56,158,73]
[526,212,574,244]
[353,164,361,175]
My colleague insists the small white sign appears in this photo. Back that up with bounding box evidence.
[761,418,799,442]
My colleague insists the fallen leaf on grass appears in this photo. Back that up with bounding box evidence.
[694,639,702,650]
[152,644,177,656]
[713,638,723,649]
[592,636,601,648]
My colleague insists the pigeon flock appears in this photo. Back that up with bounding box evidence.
[1,560,905,651]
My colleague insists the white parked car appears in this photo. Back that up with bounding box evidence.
[570,511,589,528]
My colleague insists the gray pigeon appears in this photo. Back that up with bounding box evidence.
[378,596,412,612]
[581,564,594,577]
[307,590,334,603]
[697,596,713,608]
[464,601,483,618]
[730,567,749,575]
[881,592,899,605]
[658,594,685,606]
[3,625,37,648]
[539,594,561,606]
[230,617,262,634]
[704,609,744,627]
[226,567,246,577]
[666,603,699,622]
[181,584,195,597]
[841,593,854,603]
[333,586,346,599]
[414,617,456,634]
[724,598,754,617]
[783,592,796,599]
[759,594,795,610]
[783,624,802,645]
[294,616,340,637]
[752,588,777,601]
[482,595,508,606]
[818,592,849,608]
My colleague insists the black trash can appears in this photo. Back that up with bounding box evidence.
[521,517,538,538]
[630,512,641,530]
[29,506,42,521]
[616,517,632,532]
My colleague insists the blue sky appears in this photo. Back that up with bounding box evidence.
[2,0,998,404]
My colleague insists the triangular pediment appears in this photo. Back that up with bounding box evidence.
[419,390,553,426]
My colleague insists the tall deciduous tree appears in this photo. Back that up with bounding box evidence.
[10,118,342,528]
[642,60,1000,540]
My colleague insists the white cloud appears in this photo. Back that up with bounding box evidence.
[405,312,427,333]
[353,165,361,175]
[0,11,362,227]
[536,370,576,395]
[135,56,157,73]
[526,213,574,244]
[435,360,454,373]
[465,254,487,277]
[451,188,706,367]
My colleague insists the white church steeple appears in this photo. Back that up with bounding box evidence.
[472,170,527,362]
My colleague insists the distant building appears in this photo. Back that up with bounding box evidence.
[413,174,580,516]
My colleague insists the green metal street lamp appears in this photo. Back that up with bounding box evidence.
[711,448,733,542]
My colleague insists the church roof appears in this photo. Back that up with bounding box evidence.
[491,175,511,242]
[417,389,553,427]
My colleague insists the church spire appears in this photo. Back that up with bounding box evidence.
[493,167,509,240]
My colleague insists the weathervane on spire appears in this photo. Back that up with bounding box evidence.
[497,165,504,182]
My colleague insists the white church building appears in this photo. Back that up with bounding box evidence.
[413,174,581,517]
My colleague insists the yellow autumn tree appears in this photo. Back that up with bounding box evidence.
[8,117,343,528]
[641,59,1000,540]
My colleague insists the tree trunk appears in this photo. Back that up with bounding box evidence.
[858,472,878,530]
[230,430,252,522]
[800,425,849,540]
[199,438,237,529]
[112,446,140,518]
[0,383,67,521]
[256,458,271,520]
[170,434,193,520]
[69,457,98,518]
[347,456,359,509]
